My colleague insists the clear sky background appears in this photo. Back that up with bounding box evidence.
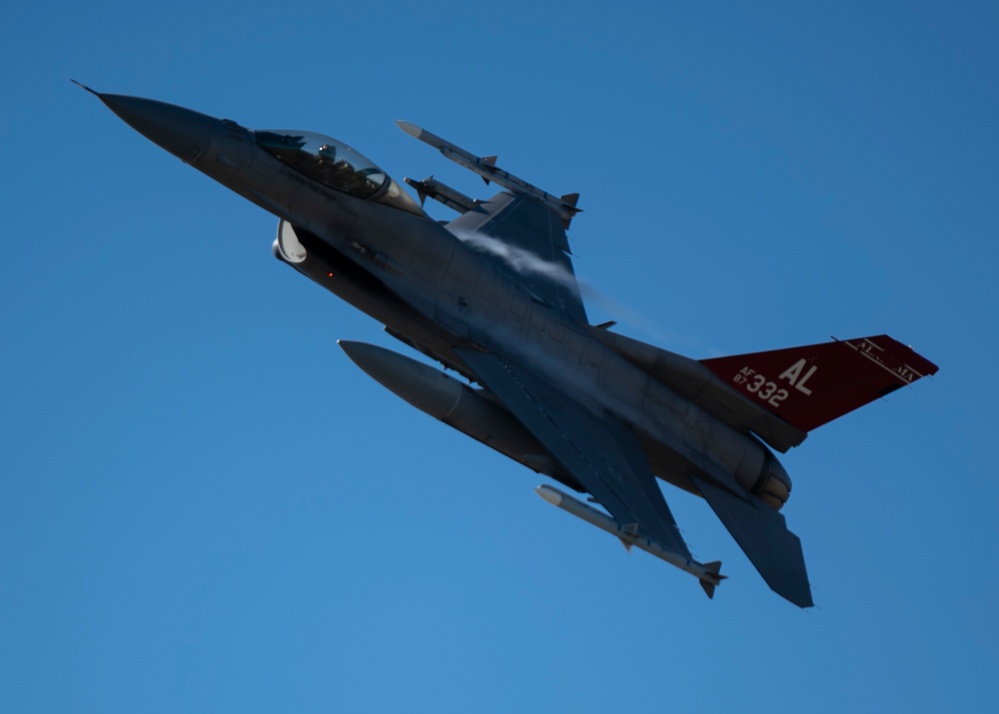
[2,1,997,711]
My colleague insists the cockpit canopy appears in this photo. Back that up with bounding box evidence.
[255,130,423,215]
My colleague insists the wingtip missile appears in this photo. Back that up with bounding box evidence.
[535,484,724,598]
[535,482,563,508]
[395,119,423,140]
[397,121,581,227]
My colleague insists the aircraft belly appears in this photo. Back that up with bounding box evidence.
[280,226,459,365]
[638,435,701,496]
[443,294,753,502]
[416,244,777,508]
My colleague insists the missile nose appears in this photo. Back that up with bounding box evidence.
[96,92,221,163]
[395,120,423,139]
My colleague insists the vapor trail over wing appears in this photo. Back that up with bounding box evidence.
[448,193,588,323]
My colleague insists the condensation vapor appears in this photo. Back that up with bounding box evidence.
[454,230,579,289]
[454,229,718,354]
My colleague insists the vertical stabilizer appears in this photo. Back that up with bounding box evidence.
[699,335,938,433]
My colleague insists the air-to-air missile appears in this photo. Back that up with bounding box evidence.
[403,176,480,214]
[395,121,581,227]
[536,484,726,598]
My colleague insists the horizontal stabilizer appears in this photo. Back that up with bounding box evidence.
[692,476,813,608]
[699,335,938,433]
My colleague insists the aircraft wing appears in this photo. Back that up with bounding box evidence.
[446,193,588,324]
[455,345,690,560]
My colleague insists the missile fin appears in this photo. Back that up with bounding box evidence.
[698,560,725,599]
[704,560,724,576]
[404,177,429,206]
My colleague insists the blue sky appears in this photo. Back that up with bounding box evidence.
[2,1,997,711]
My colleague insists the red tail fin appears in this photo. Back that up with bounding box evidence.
[699,335,938,433]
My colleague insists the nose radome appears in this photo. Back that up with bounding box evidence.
[97,93,222,163]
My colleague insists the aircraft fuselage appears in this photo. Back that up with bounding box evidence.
[164,105,787,508]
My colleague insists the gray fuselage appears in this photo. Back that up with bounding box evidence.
[190,119,788,509]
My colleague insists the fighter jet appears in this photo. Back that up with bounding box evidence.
[82,84,938,607]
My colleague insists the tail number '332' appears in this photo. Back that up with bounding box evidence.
[731,359,818,408]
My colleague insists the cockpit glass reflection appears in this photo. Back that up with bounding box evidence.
[255,131,388,199]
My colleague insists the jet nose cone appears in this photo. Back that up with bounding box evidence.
[98,93,220,163]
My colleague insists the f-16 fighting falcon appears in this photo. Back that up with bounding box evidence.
[81,82,938,607]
